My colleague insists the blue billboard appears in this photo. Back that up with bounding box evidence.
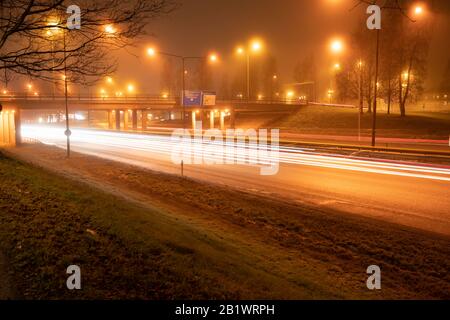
[183,90,202,107]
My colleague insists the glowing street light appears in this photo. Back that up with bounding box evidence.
[236,47,245,55]
[147,47,156,57]
[209,53,218,63]
[334,63,341,71]
[251,40,262,53]
[286,91,295,99]
[127,84,135,93]
[235,38,266,100]
[414,5,423,15]
[330,39,344,54]
[104,24,116,34]
[106,76,113,84]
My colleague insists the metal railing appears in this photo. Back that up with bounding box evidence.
[0,92,178,103]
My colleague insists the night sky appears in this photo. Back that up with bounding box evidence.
[112,0,450,96]
[14,0,450,95]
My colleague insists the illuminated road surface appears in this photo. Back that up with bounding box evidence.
[22,125,450,235]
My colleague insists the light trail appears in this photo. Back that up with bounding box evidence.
[21,125,450,182]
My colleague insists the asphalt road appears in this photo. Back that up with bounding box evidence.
[22,125,450,236]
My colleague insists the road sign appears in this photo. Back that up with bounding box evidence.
[202,91,216,106]
[183,90,202,107]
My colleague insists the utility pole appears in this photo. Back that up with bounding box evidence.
[246,53,250,102]
[371,28,380,147]
[63,30,71,158]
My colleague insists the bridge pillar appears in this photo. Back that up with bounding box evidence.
[191,111,197,130]
[230,106,236,129]
[123,110,129,130]
[0,112,4,144]
[209,110,215,129]
[0,110,15,146]
[14,109,21,145]
[10,110,16,146]
[220,111,226,130]
[141,110,147,130]
[3,111,10,144]
[87,110,91,127]
[115,110,121,130]
[132,110,138,130]
[108,110,114,129]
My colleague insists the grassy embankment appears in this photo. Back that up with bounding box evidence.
[0,148,449,299]
[244,106,450,139]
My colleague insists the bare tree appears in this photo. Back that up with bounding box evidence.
[0,0,178,84]
[440,60,450,98]
[352,0,432,117]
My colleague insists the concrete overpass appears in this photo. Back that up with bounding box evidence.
[0,94,306,145]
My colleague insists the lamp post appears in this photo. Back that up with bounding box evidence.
[357,60,364,142]
[62,29,72,158]
[147,48,217,127]
[147,48,218,176]
[329,38,344,105]
[236,39,263,102]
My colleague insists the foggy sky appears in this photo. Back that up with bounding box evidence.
[112,0,450,95]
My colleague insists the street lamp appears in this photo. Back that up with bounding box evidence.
[414,5,423,16]
[45,20,60,98]
[235,38,264,101]
[104,24,116,34]
[146,47,218,124]
[146,46,218,176]
[330,39,344,54]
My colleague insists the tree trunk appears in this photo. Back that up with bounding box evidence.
[387,78,392,115]
[398,74,403,116]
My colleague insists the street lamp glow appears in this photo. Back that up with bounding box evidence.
[127,84,135,93]
[330,39,344,54]
[236,46,245,55]
[104,24,116,34]
[402,71,410,81]
[106,77,113,84]
[46,19,60,37]
[209,53,218,63]
[414,5,423,15]
[147,47,156,57]
[27,83,33,90]
[334,63,341,70]
[273,75,278,80]
[251,40,262,53]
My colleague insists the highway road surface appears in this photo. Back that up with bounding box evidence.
[22,125,450,236]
